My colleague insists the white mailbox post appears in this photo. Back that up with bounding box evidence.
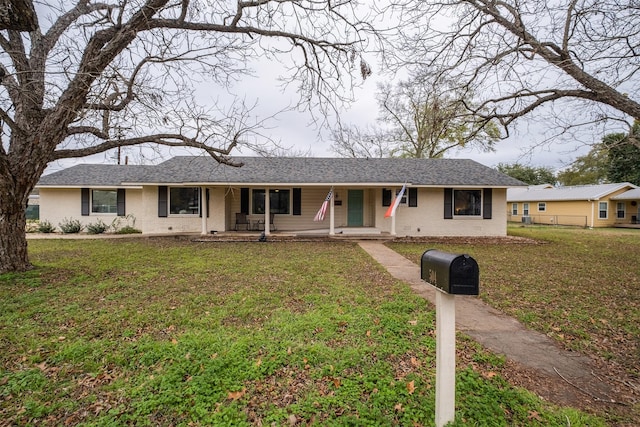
[421,249,480,427]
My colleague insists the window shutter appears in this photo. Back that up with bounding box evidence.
[240,188,249,214]
[382,188,392,206]
[444,188,453,219]
[199,188,203,218]
[483,188,492,219]
[293,188,302,215]
[206,189,210,218]
[408,188,418,207]
[117,189,126,216]
[158,186,168,217]
[81,188,90,216]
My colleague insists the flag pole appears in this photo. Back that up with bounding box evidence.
[386,183,407,236]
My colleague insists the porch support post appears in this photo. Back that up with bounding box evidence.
[201,186,207,235]
[264,187,271,236]
[390,186,397,236]
[329,188,335,236]
[391,214,397,236]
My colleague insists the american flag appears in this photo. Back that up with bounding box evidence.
[313,188,333,222]
[385,184,406,218]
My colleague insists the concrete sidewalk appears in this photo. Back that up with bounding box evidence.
[358,241,618,408]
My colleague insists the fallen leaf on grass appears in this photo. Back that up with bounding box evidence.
[227,388,246,400]
[483,371,497,379]
[407,380,415,394]
[528,410,542,421]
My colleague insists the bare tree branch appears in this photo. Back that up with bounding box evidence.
[390,0,640,137]
[0,0,381,272]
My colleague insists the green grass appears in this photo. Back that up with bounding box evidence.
[389,225,640,378]
[1,238,608,425]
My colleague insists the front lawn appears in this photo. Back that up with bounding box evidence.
[389,226,640,378]
[1,238,608,425]
[390,226,640,425]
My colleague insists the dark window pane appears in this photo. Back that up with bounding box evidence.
[92,190,117,213]
[170,187,200,215]
[252,189,266,214]
[453,190,481,216]
[270,190,290,214]
[252,189,290,214]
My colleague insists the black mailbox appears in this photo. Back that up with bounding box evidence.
[421,249,479,295]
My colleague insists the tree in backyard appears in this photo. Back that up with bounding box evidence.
[0,0,376,273]
[496,163,555,185]
[604,122,640,186]
[388,0,640,141]
[331,73,500,158]
[556,147,609,186]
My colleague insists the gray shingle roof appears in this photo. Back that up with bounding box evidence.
[38,156,526,187]
[611,188,640,200]
[37,164,156,187]
[507,182,639,202]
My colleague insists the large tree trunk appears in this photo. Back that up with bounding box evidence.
[0,191,30,273]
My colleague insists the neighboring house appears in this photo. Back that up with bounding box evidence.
[36,156,525,237]
[507,182,640,228]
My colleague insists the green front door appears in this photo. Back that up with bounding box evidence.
[347,190,364,226]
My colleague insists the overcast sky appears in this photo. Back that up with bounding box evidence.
[191,63,598,171]
[42,4,614,176]
[44,58,599,177]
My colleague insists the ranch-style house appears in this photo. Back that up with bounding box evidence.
[507,182,640,228]
[36,156,526,237]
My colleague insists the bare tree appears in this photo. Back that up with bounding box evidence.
[331,124,397,158]
[389,0,640,138]
[0,0,375,273]
[331,73,499,158]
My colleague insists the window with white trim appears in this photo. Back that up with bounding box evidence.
[252,189,291,214]
[538,202,546,212]
[598,202,608,219]
[454,190,481,216]
[91,190,117,214]
[170,187,200,215]
[617,202,626,219]
[523,203,529,216]
[511,203,518,215]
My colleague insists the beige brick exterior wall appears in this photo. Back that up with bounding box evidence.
[39,185,509,236]
[375,188,507,237]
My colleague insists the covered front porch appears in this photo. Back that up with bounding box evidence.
[211,185,405,237]
[611,188,640,226]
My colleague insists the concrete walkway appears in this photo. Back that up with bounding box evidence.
[358,241,618,408]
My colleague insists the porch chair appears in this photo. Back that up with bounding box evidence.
[257,213,276,231]
[234,212,250,231]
